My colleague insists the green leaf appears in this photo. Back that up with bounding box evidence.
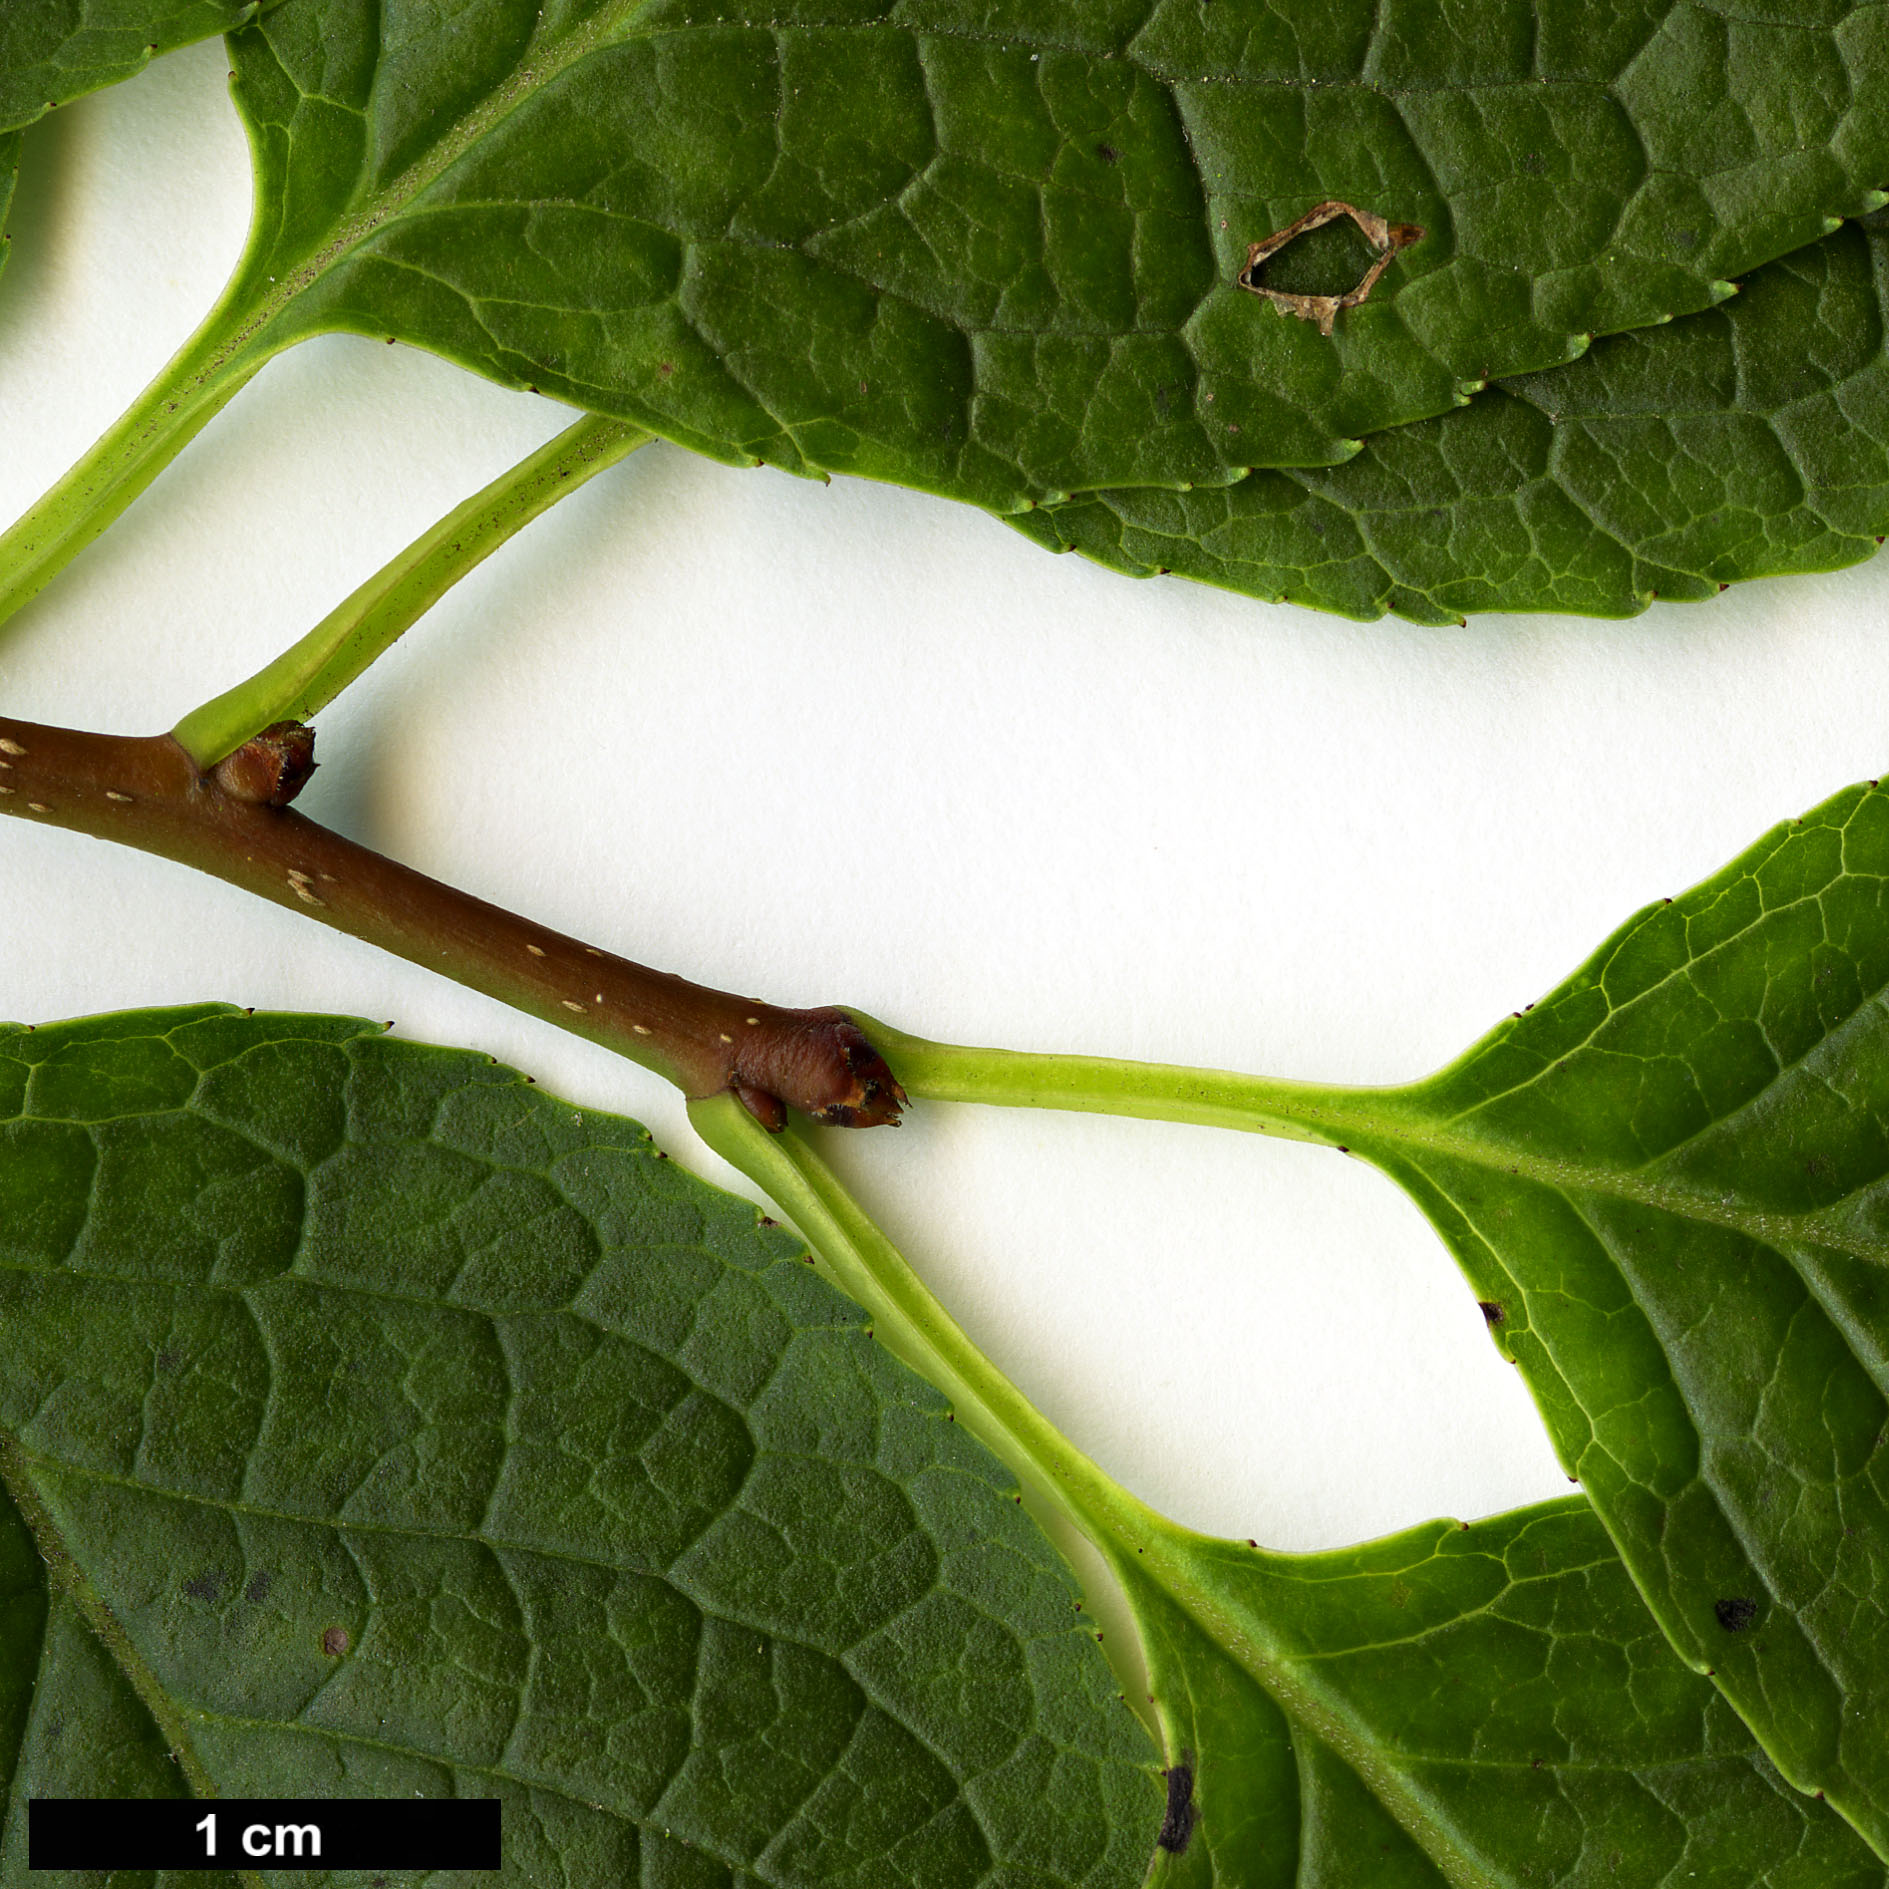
[1009,214,1889,623]
[1319,776,1889,1854]
[0,1004,1161,1884]
[0,1479,224,1889]
[700,1102,1888,1889]
[0,130,18,285]
[874,774,1889,1856]
[117,0,1889,498]
[1127,1498,1885,1889]
[11,1008,1877,1886]
[0,0,261,135]
[18,0,1889,623]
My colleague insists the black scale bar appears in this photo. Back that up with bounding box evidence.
[29,1797,500,1870]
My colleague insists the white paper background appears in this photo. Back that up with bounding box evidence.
[5,43,1887,1575]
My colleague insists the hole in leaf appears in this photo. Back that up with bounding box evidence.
[1237,201,1425,336]
[1248,215,1383,299]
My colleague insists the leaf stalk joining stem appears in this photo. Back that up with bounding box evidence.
[0,715,903,1126]
[171,415,651,767]
[688,1094,1508,1889]
[856,1016,1392,1146]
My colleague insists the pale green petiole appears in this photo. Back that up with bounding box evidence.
[687,1092,1528,1889]
[0,271,275,631]
[854,1016,1401,1146]
[172,414,650,767]
[688,1090,1166,1554]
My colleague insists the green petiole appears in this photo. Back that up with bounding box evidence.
[172,413,650,767]
[854,1015,1394,1146]
[0,275,273,631]
[687,1093,1528,1889]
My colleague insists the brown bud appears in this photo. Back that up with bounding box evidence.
[212,722,317,806]
[734,1012,907,1128]
[735,1085,788,1133]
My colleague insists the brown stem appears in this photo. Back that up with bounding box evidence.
[0,716,905,1128]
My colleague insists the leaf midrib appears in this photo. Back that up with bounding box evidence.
[0,1433,220,1799]
[243,0,666,344]
[1322,1094,1888,1263]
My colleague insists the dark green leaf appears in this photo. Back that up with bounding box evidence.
[0,131,18,284]
[0,1005,1160,1885]
[1250,777,1889,1852]
[1,1470,231,1887]
[1125,1497,1884,1888]
[1010,215,1889,622]
[0,0,260,136]
[211,0,1889,506]
[705,1095,1889,1887]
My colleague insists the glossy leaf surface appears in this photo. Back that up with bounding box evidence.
[0,1006,1160,1884]
[1128,1498,1884,1888]
[211,0,1889,507]
[0,0,259,134]
[1011,215,1889,622]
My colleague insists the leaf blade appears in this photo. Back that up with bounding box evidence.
[211,0,1889,508]
[1011,216,1889,621]
[0,1006,1162,1885]
[0,0,261,135]
[1128,1497,1889,1888]
[1303,778,1889,1849]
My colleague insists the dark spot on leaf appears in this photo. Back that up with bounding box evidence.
[1097,142,1119,164]
[1715,1596,1758,1632]
[1158,1762,1197,1853]
[1479,1301,1505,1325]
[182,1569,223,1604]
[154,1347,180,1373]
[658,361,675,377]
[322,1625,351,1657]
[244,1569,272,1604]
[1520,151,1546,175]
